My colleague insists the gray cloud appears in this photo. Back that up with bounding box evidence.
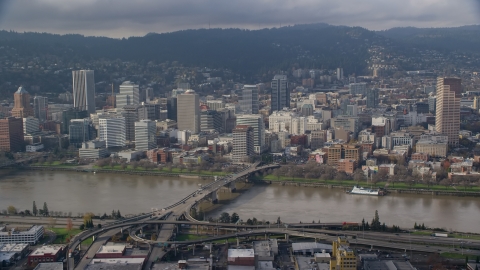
[0,0,478,38]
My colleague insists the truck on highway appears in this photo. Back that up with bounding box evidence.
[432,233,448,237]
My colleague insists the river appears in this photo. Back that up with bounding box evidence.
[1,170,479,233]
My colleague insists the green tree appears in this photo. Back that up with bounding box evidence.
[371,210,381,231]
[230,213,240,224]
[32,201,38,216]
[42,202,49,216]
[219,212,230,223]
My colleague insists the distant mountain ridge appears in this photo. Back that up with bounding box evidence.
[377,25,480,52]
[0,23,479,81]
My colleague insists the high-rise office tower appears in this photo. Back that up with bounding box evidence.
[232,125,255,163]
[11,86,34,118]
[177,90,200,133]
[23,117,40,134]
[200,110,223,132]
[99,117,126,148]
[121,105,139,142]
[428,96,436,113]
[135,119,156,151]
[69,119,91,146]
[436,77,462,146]
[72,70,96,114]
[239,85,259,114]
[236,114,265,154]
[271,75,289,112]
[336,68,344,80]
[167,97,177,121]
[116,81,140,109]
[366,88,379,108]
[61,108,89,134]
[34,96,48,122]
[0,117,24,152]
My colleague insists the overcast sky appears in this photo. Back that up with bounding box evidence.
[0,0,479,38]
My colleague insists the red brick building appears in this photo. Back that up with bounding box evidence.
[337,159,357,174]
[411,152,429,162]
[290,135,308,146]
[28,245,65,267]
[360,142,374,156]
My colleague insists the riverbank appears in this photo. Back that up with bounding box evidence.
[253,177,480,197]
[12,165,222,180]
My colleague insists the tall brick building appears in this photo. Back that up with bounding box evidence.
[11,86,34,118]
[0,117,24,152]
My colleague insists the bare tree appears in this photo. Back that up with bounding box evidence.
[440,178,451,190]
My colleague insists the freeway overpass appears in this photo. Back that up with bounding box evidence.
[68,219,480,256]
[69,162,280,269]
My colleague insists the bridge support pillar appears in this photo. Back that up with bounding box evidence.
[196,225,199,235]
[237,237,239,247]
[285,234,289,242]
[155,224,159,232]
[211,192,218,203]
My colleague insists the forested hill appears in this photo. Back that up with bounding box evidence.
[0,24,381,76]
[378,25,480,53]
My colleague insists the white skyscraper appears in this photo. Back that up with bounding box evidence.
[336,68,344,81]
[72,70,96,113]
[177,90,200,133]
[99,117,126,148]
[116,81,140,109]
[236,114,265,154]
[33,96,48,122]
[135,120,156,151]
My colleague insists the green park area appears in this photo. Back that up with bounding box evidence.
[50,228,81,244]
[32,161,78,167]
[259,174,480,192]
[50,228,93,245]
[92,164,228,176]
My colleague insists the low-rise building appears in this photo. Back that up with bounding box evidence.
[86,258,144,270]
[26,143,44,152]
[116,150,144,162]
[337,159,357,174]
[34,262,64,270]
[28,245,65,267]
[314,251,331,263]
[79,140,109,160]
[227,249,255,266]
[95,243,126,258]
[415,140,448,157]
[411,152,429,162]
[253,240,278,261]
[292,243,332,256]
[0,225,43,244]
